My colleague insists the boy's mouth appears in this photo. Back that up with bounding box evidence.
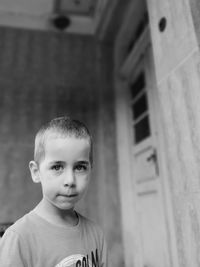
[58,193,78,198]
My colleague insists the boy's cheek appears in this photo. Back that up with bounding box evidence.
[79,178,90,189]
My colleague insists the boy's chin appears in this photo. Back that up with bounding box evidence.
[55,202,76,211]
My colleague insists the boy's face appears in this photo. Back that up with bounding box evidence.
[31,136,91,211]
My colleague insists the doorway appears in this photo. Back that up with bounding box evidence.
[115,31,172,266]
[129,46,170,267]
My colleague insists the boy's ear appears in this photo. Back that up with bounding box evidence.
[29,161,41,183]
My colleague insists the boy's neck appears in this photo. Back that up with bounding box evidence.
[34,199,79,227]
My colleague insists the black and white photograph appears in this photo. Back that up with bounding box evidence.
[0,0,198,267]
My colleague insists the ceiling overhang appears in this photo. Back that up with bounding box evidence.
[0,0,113,35]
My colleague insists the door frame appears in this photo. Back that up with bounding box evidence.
[114,1,178,266]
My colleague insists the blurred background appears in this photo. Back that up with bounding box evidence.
[0,0,200,267]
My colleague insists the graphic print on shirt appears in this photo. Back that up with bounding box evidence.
[55,249,100,267]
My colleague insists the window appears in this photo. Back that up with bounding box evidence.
[130,72,151,144]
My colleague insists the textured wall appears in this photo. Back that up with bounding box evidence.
[95,43,124,266]
[0,26,99,222]
[147,0,200,266]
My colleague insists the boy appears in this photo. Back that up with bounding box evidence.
[0,116,107,267]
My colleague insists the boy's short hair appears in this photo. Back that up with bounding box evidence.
[34,116,93,165]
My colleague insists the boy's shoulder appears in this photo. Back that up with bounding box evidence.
[4,211,35,237]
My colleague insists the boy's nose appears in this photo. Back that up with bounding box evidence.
[63,169,75,187]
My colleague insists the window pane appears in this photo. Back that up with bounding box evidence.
[132,93,148,120]
[130,72,145,99]
[134,115,150,144]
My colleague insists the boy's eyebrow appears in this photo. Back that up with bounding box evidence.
[75,161,90,165]
[48,160,90,165]
[48,161,65,165]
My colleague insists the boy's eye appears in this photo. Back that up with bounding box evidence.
[74,164,88,172]
[51,165,63,171]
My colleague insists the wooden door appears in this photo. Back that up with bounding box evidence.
[129,46,170,267]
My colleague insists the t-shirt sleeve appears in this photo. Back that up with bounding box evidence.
[0,229,26,266]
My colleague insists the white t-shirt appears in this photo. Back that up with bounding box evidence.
[0,210,107,267]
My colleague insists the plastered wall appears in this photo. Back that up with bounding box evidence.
[0,26,98,222]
